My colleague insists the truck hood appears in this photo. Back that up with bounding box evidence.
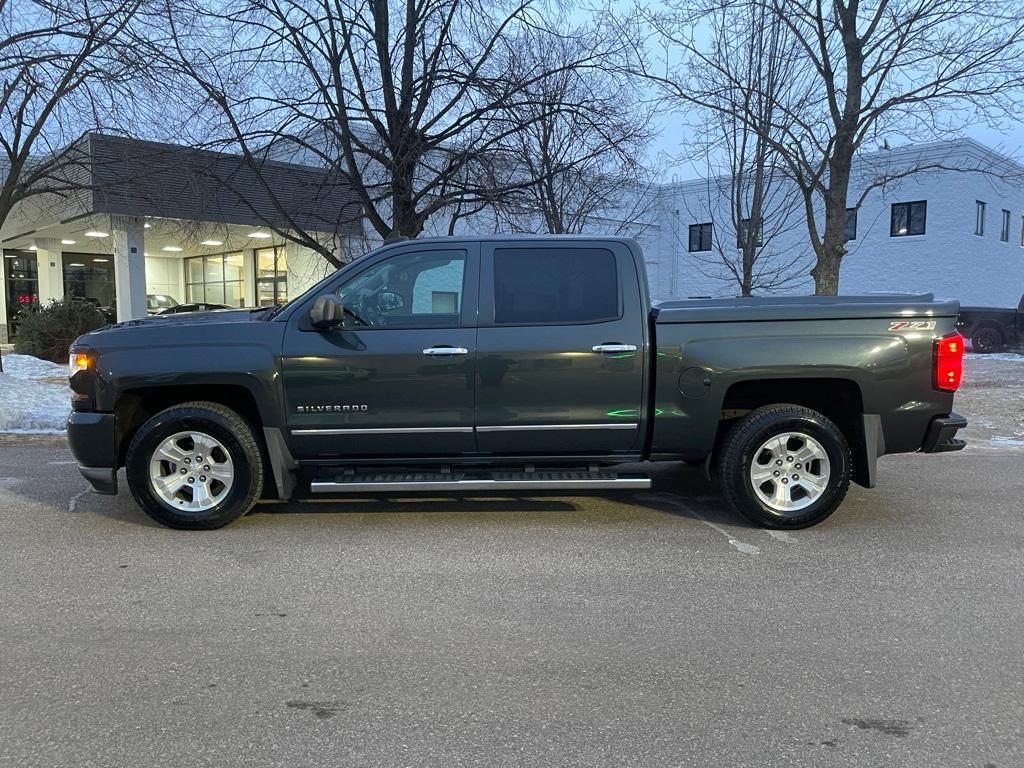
[72,308,276,350]
[117,308,264,328]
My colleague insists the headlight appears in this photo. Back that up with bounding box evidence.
[68,352,92,376]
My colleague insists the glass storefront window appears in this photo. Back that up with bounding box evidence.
[184,252,246,307]
[62,253,116,321]
[255,246,287,306]
[3,250,39,337]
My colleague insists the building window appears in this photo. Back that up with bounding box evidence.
[975,201,986,236]
[255,246,288,306]
[844,208,858,241]
[737,218,763,248]
[890,201,927,237]
[62,253,116,320]
[688,223,712,252]
[185,252,246,307]
[3,250,39,337]
[1000,209,1010,242]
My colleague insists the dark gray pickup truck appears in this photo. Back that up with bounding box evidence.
[67,236,967,530]
[957,294,1023,353]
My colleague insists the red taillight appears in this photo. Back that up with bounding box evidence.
[934,332,964,391]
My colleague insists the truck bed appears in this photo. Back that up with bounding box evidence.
[653,293,959,323]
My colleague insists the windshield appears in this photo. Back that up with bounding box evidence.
[147,294,179,309]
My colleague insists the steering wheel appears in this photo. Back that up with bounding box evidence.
[361,290,405,325]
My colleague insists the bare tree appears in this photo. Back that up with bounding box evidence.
[679,2,809,294]
[149,0,629,262]
[486,24,656,237]
[638,0,1024,294]
[0,0,141,368]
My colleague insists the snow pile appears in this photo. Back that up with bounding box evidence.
[0,354,70,433]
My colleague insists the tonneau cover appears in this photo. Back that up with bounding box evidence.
[652,293,961,324]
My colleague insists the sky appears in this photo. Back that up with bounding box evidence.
[619,0,1024,183]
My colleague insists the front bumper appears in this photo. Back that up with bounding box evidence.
[67,411,119,494]
[921,412,968,453]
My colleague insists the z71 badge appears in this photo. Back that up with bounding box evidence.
[888,320,936,331]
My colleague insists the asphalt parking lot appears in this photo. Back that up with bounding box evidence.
[0,354,1021,767]
[1,428,1022,767]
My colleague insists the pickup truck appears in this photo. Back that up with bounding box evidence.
[66,236,967,530]
[957,294,1024,353]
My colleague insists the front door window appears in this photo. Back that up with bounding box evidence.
[335,250,466,328]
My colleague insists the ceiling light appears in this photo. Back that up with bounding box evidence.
[61,239,76,245]
[28,245,37,251]
[144,223,152,229]
[200,239,223,246]
[68,262,85,267]
[92,258,109,263]
[4,253,16,258]
[84,231,109,238]
[162,246,183,252]
[248,231,271,239]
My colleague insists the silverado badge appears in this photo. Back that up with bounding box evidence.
[295,404,369,413]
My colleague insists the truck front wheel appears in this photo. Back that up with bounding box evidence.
[125,401,264,530]
[717,405,851,529]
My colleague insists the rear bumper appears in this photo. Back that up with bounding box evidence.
[921,412,968,453]
[67,411,119,494]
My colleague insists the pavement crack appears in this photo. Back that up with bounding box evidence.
[68,490,92,513]
[640,493,759,555]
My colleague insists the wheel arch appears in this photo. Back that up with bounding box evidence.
[712,377,873,487]
[114,384,264,467]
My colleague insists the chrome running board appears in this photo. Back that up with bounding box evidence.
[309,469,651,494]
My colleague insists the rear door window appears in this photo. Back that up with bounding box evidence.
[492,247,618,324]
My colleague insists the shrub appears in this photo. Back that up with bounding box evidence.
[13,298,109,363]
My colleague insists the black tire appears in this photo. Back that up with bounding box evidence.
[717,404,851,529]
[971,326,1003,354]
[125,401,263,529]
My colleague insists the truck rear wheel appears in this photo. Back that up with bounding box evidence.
[717,405,851,529]
[125,401,263,530]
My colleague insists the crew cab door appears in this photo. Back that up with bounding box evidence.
[474,241,646,456]
[281,244,479,459]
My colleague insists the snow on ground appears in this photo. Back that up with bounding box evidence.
[966,352,1024,364]
[0,354,71,433]
[958,352,1024,450]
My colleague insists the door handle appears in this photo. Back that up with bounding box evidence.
[422,346,470,356]
[592,343,638,353]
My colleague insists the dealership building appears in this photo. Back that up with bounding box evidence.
[0,134,360,342]
[2,135,1023,342]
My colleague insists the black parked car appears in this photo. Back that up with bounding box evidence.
[157,302,233,315]
[958,294,1024,353]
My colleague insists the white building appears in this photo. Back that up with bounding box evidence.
[645,138,1024,306]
